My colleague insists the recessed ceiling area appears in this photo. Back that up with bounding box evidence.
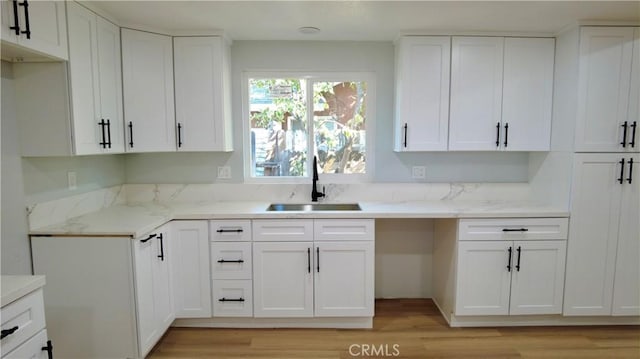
[90,1,640,41]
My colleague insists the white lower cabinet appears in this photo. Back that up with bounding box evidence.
[1,287,50,359]
[454,219,568,316]
[212,280,253,317]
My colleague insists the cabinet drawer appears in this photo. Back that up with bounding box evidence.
[211,242,252,280]
[1,289,46,355]
[212,280,253,317]
[253,220,313,242]
[459,218,569,241]
[210,220,252,241]
[3,329,49,359]
[314,219,375,241]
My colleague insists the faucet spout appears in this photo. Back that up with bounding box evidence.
[311,156,325,202]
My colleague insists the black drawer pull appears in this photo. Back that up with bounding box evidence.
[516,246,522,272]
[217,259,244,263]
[502,228,529,232]
[507,247,512,272]
[1,326,19,339]
[9,0,20,35]
[18,0,30,39]
[128,121,134,148]
[403,123,408,148]
[41,339,53,359]
[621,121,628,148]
[627,158,634,184]
[157,233,164,261]
[630,121,637,148]
[216,229,243,233]
[140,233,156,243]
[219,297,244,302]
[619,158,626,184]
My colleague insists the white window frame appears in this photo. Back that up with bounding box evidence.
[242,71,375,184]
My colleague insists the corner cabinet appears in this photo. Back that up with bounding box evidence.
[174,36,233,151]
[575,27,639,153]
[394,36,451,151]
[448,37,554,151]
[1,0,68,61]
[564,153,639,316]
[122,28,176,152]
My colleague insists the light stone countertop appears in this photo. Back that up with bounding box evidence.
[28,200,570,238]
[1,275,46,307]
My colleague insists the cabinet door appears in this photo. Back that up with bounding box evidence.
[253,242,314,317]
[3,329,49,359]
[171,221,211,318]
[122,28,175,152]
[394,36,450,151]
[314,242,374,317]
[509,241,566,315]
[16,0,68,60]
[576,27,635,152]
[153,227,174,333]
[612,154,640,316]
[502,38,554,151]
[449,37,504,151]
[455,241,512,315]
[132,233,158,356]
[627,28,640,151]
[96,16,124,153]
[564,154,624,315]
[174,36,232,152]
[66,1,101,155]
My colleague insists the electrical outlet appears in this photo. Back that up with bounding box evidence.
[217,166,231,179]
[68,171,77,190]
[412,166,426,179]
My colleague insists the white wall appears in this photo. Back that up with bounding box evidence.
[125,40,530,183]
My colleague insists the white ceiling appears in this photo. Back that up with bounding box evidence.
[90,1,640,41]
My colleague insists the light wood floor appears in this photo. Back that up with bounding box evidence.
[149,299,640,358]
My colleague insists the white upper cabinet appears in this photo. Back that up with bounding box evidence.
[122,28,176,152]
[66,2,123,155]
[174,36,233,152]
[575,27,638,152]
[627,28,640,150]
[394,36,450,151]
[449,37,554,151]
[1,0,68,61]
[501,38,555,151]
[449,37,504,151]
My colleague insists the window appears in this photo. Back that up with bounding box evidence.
[244,73,374,182]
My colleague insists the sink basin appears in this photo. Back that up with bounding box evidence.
[266,203,361,212]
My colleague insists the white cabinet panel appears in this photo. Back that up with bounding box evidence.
[627,28,640,150]
[458,218,568,241]
[210,220,252,242]
[394,36,450,151]
[0,289,46,355]
[211,242,252,280]
[3,329,49,359]
[212,280,253,317]
[449,37,504,151]
[252,220,314,242]
[509,241,566,315]
[314,219,374,241]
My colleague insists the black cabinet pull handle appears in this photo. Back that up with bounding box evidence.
[106,119,112,148]
[516,246,522,272]
[628,158,634,184]
[128,121,134,148]
[140,233,156,243]
[307,248,311,273]
[177,123,183,148]
[496,122,501,147]
[216,229,243,233]
[9,0,20,35]
[403,123,408,148]
[502,228,528,232]
[621,121,628,148]
[217,259,244,263]
[507,247,512,272]
[503,123,509,148]
[98,119,107,148]
[218,297,245,302]
[1,326,19,339]
[41,340,53,359]
[619,158,626,184]
[630,121,637,148]
[316,247,320,273]
[18,0,30,39]
[157,233,164,261]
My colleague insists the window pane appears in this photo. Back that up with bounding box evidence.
[249,78,307,177]
[313,81,366,174]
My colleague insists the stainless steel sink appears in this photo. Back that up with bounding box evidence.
[266,203,361,211]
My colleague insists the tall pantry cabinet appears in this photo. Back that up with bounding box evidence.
[564,27,640,317]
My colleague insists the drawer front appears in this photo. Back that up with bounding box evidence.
[212,280,253,317]
[459,218,569,241]
[210,220,252,242]
[314,219,375,241]
[3,329,48,359]
[1,289,46,355]
[253,220,313,242]
[211,242,252,280]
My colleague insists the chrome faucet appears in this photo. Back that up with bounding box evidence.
[311,156,325,202]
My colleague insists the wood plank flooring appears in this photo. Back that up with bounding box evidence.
[149,299,640,358]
